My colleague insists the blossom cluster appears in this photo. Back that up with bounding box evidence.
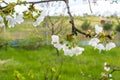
[0,3,47,28]
[51,35,84,56]
[88,25,116,52]
[101,62,113,80]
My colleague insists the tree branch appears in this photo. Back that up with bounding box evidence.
[28,0,64,4]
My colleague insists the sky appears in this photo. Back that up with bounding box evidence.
[2,0,120,16]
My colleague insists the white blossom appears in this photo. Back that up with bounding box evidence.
[72,47,84,56]
[95,24,103,34]
[64,49,74,57]
[53,43,62,50]
[88,38,100,47]
[104,66,110,71]
[32,11,38,17]
[14,13,24,24]
[0,3,7,7]
[6,15,16,28]
[51,35,59,45]
[14,4,29,13]
[104,62,110,71]
[0,15,5,27]
[106,42,116,51]
[62,44,69,51]
[33,9,48,27]
[95,43,105,52]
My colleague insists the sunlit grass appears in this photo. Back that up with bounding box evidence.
[0,46,120,80]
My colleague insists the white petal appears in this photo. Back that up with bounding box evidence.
[51,35,59,44]
[106,42,116,50]
[32,11,38,17]
[32,9,47,26]
[95,43,105,52]
[14,4,29,13]
[64,49,74,57]
[15,13,24,24]
[53,43,62,50]
[72,47,84,56]
[6,15,16,28]
[104,67,110,71]
[88,38,100,47]
[95,24,103,34]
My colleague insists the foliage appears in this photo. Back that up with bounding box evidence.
[103,23,113,31]
[81,20,91,30]
[116,24,120,32]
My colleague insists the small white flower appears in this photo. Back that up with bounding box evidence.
[32,11,38,17]
[62,44,69,51]
[0,15,5,27]
[6,15,16,28]
[14,4,29,13]
[33,9,47,27]
[95,24,103,34]
[104,62,110,71]
[0,3,7,7]
[53,43,62,50]
[104,66,110,71]
[15,13,24,24]
[106,42,116,51]
[72,47,84,56]
[95,43,105,52]
[88,38,100,47]
[64,49,74,57]
[51,35,59,44]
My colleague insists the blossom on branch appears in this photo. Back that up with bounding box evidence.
[95,24,103,35]
[51,35,84,56]
[6,15,16,28]
[95,43,105,52]
[88,24,116,52]
[88,38,100,47]
[14,13,24,24]
[33,9,48,27]
[106,42,116,51]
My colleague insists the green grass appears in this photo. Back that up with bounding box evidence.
[0,46,120,80]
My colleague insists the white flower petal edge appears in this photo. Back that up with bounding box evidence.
[33,9,48,27]
[14,13,24,24]
[64,49,74,57]
[106,42,116,51]
[0,15,5,27]
[6,15,16,28]
[95,43,105,52]
[51,35,59,44]
[95,24,103,35]
[72,47,84,56]
[88,38,100,47]
[53,43,62,50]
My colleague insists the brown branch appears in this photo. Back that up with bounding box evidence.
[28,0,64,4]
[0,0,64,9]
[63,0,77,35]
[88,0,93,13]
[63,0,93,37]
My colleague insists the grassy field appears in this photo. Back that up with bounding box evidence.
[0,45,120,80]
